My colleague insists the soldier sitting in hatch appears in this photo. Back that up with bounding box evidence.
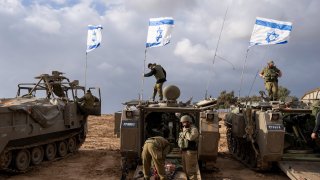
[76,90,99,114]
[47,80,65,98]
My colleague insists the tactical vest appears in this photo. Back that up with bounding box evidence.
[178,128,198,151]
[153,65,166,81]
[264,66,279,82]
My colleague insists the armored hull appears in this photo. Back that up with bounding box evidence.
[225,100,320,179]
[0,71,101,172]
[115,85,220,179]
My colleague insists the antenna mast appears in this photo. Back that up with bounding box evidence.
[205,6,229,99]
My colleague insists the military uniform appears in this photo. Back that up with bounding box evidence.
[311,101,320,139]
[142,136,171,180]
[77,91,97,114]
[144,63,167,101]
[259,61,282,100]
[178,116,199,180]
[52,83,65,97]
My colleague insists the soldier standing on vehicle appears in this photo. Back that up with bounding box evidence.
[178,115,199,180]
[259,60,282,101]
[144,63,167,101]
[311,100,320,139]
[141,136,172,180]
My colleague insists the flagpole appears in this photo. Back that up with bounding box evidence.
[85,52,88,90]
[239,48,250,98]
[140,48,147,100]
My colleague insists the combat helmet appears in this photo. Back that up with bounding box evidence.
[180,115,192,123]
[268,60,274,65]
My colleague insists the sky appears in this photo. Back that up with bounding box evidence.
[0,0,319,113]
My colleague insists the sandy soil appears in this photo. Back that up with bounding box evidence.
[0,114,289,180]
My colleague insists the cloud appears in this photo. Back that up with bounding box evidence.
[0,0,23,14]
[52,0,67,5]
[174,38,212,64]
[97,62,124,75]
[24,5,61,34]
[0,0,320,113]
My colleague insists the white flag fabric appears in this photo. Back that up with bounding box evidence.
[249,17,292,47]
[86,25,103,53]
[146,17,174,48]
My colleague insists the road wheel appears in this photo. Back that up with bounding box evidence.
[31,146,44,165]
[45,143,56,161]
[0,150,12,169]
[68,137,77,153]
[58,141,68,157]
[15,149,31,171]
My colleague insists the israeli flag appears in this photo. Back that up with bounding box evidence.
[249,17,292,47]
[86,25,103,53]
[146,17,174,48]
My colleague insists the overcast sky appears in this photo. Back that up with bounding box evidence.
[0,0,319,113]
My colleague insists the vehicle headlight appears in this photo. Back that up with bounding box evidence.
[271,113,280,121]
[206,113,214,121]
[125,111,133,118]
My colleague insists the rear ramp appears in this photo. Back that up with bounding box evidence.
[279,161,320,180]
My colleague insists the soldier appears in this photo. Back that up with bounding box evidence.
[77,90,98,114]
[142,136,172,180]
[178,115,199,180]
[144,63,167,101]
[51,71,66,98]
[311,100,320,139]
[259,60,282,100]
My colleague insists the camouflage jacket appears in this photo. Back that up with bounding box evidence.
[178,125,199,150]
[144,65,167,83]
[145,136,172,155]
[78,92,95,108]
[260,66,281,82]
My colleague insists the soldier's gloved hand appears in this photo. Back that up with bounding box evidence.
[183,127,190,132]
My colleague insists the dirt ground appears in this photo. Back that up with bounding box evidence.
[0,114,289,180]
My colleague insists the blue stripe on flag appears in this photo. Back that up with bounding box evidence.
[149,19,174,26]
[276,41,288,44]
[252,41,287,46]
[88,43,100,50]
[146,42,161,48]
[256,19,292,31]
[146,41,170,48]
[88,25,103,30]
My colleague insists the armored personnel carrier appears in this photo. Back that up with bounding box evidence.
[225,97,320,179]
[115,85,220,179]
[0,71,101,172]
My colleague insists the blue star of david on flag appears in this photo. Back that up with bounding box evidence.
[86,25,103,53]
[266,31,279,43]
[156,27,163,42]
[249,17,292,47]
[146,17,174,48]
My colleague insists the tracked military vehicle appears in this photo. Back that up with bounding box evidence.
[225,96,320,179]
[115,85,220,179]
[0,71,101,172]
